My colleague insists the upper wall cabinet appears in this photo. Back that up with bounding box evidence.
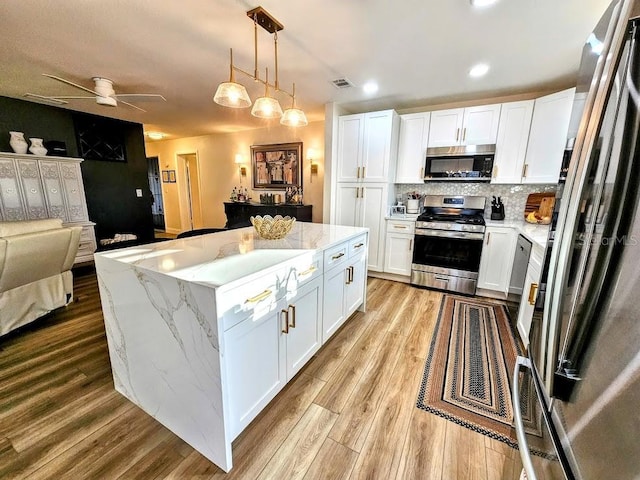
[395,112,431,184]
[522,87,576,184]
[491,100,535,184]
[336,110,399,183]
[427,104,501,148]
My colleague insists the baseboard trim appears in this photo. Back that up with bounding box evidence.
[367,271,411,284]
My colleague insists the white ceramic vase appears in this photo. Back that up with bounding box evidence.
[28,138,47,156]
[9,131,28,154]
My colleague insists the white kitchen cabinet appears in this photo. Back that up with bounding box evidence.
[517,244,543,347]
[322,235,367,342]
[395,112,430,183]
[383,218,415,276]
[0,153,96,264]
[225,275,323,438]
[335,183,388,272]
[427,104,501,147]
[336,110,399,183]
[522,87,576,184]
[477,226,517,295]
[492,100,534,184]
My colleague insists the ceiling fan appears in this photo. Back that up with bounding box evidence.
[24,74,166,112]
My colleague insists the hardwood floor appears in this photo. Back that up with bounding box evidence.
[0,272,523,479]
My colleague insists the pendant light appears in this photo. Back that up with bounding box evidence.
[280,83,308,127]
[213,49,252,108]
[213,6,307,126]
[251,68,283,119]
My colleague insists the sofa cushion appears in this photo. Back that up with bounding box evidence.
[0,219,63,237]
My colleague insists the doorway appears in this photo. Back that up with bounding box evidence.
[146,156,165,230]
[177,153,203,231]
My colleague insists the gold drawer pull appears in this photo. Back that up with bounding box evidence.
[288,304,296,328]
[299,265,317,276]
[354,243,364,248]
[245,289,272,304]
[528,283,539,305]
[281,309,289,334]
[331,252,345,260]
[393,225,408,229]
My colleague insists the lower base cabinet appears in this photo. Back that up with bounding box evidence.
[517,245,543,347]
[224,276,323,439]
[477,226,517,295]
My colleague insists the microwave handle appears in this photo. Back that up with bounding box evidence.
[512,356,538,480]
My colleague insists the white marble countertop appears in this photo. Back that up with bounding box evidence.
[484,219,550,249]
[385,214,420,221]
[95,222,368,289]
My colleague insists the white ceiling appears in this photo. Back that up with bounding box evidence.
[0,0,611,139]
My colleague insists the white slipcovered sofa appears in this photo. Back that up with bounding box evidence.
[0,219,81,336]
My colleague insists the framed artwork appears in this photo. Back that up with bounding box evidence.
[162,170,176,183]
[251,142,302,190]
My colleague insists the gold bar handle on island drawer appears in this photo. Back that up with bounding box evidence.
[288,305,296,328]
[332,252,345,260]
[354,242,364,249]
[245,289,272,303]
[281,309,289,334]
[299,265,317,277]
[393,225,408,229]
[528,283,539,305]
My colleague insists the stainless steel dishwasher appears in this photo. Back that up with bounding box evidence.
[507,234,532,320]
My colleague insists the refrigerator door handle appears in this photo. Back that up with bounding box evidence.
[512,355,538,480]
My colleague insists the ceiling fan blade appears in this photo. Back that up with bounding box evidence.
[118,100,147,112]
[47,95,96,99]
[113,94,167,102]
[42,73,100,96]
[24,93,68,105]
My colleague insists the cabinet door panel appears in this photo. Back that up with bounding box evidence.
[462,104,501,145]
[286,278,322,380]
[0,159,26,221]
[322,265,347,342]
[335,184,360,227]
[16,159,47,219]
[361,185,386,272]
[384,233,413,276]
[492,101,534,184]
[345,253,366,316]
[362,111,393,182]
[225,305,286,438]
[428,109,464,147]
[517,265,541,347]
[39,161,67,220]
[523,88,575,184]
[59,162,89,222]
[477,227,517,294]
[337,114,364,182]
[396,113,430,183]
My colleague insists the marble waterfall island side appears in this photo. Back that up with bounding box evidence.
[94,223,369,472]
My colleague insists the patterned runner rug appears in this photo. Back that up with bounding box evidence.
[417,294,542,449]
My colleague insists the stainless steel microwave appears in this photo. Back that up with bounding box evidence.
[424,144,495,182]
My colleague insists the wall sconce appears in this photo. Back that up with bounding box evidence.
[308,148,318,183]
[235,154,247,183]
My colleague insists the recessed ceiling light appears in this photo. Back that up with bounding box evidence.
[470,0,498,6]
[469,63,490,78]
[362,81,378,95]
[146,132,165,140]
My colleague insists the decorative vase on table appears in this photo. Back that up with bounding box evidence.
[28,138,47,156]
[9,131,28,154]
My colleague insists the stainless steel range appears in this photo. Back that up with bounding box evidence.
[411,195,486,295]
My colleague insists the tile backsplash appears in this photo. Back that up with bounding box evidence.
[395,183,557,222]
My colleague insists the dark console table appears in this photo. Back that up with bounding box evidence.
[223,202,313,229]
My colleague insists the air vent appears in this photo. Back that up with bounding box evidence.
[331,78,354,89]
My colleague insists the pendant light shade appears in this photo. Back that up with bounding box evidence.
[213,81,252,108]
[280,107,308,127]
[251,96,283,119]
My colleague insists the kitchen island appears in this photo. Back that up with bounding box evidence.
[94,222,368,472]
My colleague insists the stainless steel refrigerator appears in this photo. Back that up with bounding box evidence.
[512,1,640,478]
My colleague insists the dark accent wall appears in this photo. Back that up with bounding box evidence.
[0,96,154,242]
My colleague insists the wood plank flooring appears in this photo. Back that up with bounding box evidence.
[0,271,524,479]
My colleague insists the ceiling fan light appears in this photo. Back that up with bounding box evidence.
[251,96,283,119]
[214,82,252,108]
[280,107,308,127]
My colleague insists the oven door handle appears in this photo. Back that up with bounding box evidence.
[512,355,538,480]
[414,229,484,241]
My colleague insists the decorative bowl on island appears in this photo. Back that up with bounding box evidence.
[250,215,296,240]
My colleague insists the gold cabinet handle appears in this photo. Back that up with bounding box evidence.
[462,127,467,142]
[332,252,345,260]
[420,167,424,179]
[360,187,364,198]
[354,242,364,248]
[245,289,272,303]
[522,163,528,178]
[456,128,460,142]
[357,166,361,179]
[409,239,413,250]
[493,165,498,178]
[345,265,354,284]
[356,187,360,199]
[288,304,296,328]
[486,232,491,245]
[281,309,290,334]
[362,166,366,178]
[528,283,539,305]
[299,265,317,277]
[393,225,408,229]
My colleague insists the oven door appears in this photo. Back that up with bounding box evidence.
[412,229,484,272]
